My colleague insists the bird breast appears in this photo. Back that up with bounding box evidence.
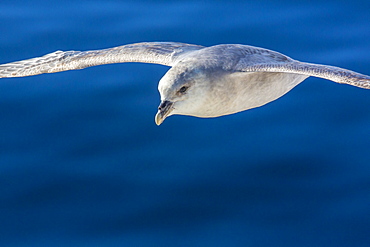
[198,71,308,118]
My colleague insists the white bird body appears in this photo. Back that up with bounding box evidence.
[0,42,368,125]
[160,66,308,118]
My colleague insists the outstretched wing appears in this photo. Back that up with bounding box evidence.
[0,42,204,78]
[236,58,370,89]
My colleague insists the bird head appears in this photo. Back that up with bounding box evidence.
[155,64,212,125]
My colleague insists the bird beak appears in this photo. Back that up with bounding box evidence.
[155,100,174,125]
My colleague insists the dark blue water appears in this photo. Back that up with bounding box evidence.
[0,0,369,246]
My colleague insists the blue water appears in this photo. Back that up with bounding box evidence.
[0,0,369,246]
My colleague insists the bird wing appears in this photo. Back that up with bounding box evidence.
[235,48,370,89]
[0,42,204,78]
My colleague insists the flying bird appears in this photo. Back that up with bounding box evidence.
[0,42,369,125]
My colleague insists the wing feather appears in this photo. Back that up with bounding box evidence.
[229,45,369,89]
[0,42,204,78]
[238,61,370,89]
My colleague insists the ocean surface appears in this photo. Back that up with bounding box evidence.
[0,0,369,246]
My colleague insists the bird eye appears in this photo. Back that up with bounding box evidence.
[178,86,189,94]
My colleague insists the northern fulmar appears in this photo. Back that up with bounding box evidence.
[0,42,368,125]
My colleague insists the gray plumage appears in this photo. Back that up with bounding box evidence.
[0,42,368,124]
[0,42,368,89]
[0,42,203,77]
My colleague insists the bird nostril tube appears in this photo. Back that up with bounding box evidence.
[158,100,170,111]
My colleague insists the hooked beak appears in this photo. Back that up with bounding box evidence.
[155,100,174,125]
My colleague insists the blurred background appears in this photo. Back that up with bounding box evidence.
[0,0,369,246]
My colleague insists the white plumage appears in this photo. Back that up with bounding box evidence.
[0,42,368,125]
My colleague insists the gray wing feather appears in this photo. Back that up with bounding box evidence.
[0,42,204,78]
[237,59,370,89]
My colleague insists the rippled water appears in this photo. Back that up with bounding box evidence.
[0,0,369,246]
